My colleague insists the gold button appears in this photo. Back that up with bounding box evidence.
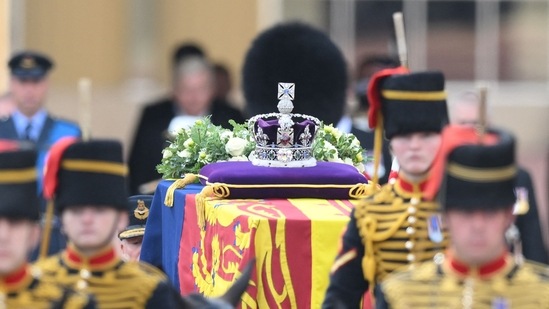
[407,216,417,224]
[405,241,414,250]
[406,254,415,262]
[80,269,91,279]
[407,206,416,214]
[406,227,415,235]
[410,197,420,205]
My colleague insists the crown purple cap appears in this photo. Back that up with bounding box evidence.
[248,83,321,167]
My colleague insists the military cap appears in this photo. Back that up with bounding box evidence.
[0,146,39,221]
[242,22,347,126]
[368,70,449,139]
[43,138,128,212]
[426,126,517,210]
[118,195,151,240]
[8,51,54,80]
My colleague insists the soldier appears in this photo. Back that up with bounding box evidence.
[379,125,549,308]
[36,138,179,308]
[0,144,93,308]
[118,195,151,262]
[323,69,450,308]
[1,50,81,258]
[449,91,548,263]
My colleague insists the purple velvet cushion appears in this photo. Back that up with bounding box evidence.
[199,161,367,199]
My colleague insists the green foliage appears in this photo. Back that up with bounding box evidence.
[157,118,367,179]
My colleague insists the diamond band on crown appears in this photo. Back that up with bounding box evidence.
[248,83,321,168]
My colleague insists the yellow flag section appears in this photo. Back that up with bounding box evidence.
[178,196,358,308]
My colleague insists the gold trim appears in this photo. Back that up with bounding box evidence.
[330,249,357,274]
[382,90,446,101]
[447,162,516,182]
[62,159,127,176]
[0,167,36,184]
[119,228,145,239]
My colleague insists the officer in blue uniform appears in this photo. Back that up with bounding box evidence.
[0,51,81,257]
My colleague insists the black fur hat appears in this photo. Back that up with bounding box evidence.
[45,139,128,212]
[378,71,448,139]
[441,129,517,211]
[0,149,39,221]
[242,22,347,126]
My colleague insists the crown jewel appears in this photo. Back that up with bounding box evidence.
[248,83,320,167]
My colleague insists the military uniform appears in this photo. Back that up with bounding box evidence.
[380,126,549,308]
[37,245,175,308]
[0,264,93,309]
[38,139,179,308]
[323,70,449,308]
[0,146,93,308]
[380,253,549,308]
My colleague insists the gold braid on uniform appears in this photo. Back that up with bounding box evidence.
[382,253,549,308]
[0,264,90,309]
[35,245,167,309]
[354,177,449,287]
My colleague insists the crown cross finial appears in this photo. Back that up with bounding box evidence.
[277,83,295,115]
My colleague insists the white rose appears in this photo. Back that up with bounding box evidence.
[351,137,361,146]
[225,137,248,157]
[177,150,192,158]
[162,149,173,159]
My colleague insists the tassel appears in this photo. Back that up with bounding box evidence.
[196,186,214,228]
[164,174,198,207]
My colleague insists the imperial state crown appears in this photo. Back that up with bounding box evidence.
[248,83,321,167]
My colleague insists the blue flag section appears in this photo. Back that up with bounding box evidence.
[140,180,203,290]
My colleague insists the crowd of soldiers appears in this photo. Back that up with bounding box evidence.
[0,19,548,309]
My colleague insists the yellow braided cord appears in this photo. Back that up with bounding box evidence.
[371,112,384,187]
[39,200,55,260]
[164,174,198,207]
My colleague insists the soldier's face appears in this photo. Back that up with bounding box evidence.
[120,236,143,262]
[174,70,214,116]
[10,77,49,116]
[390,132,441,177]
[0,218,39,275]
[62,206,128,254]
[445,208,513,266]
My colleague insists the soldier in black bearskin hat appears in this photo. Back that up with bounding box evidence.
[35,138,179,308]
[323,68,450,308]
[118,195,152,262]
[0,142,94,308]
[378,125,549,308]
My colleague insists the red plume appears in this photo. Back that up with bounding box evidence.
[367,66,409,128]
[423,125,499,201]
[43,137,79,200]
